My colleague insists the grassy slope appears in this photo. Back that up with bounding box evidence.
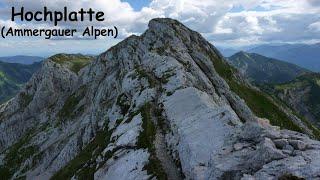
[50,54,94,74]
[211,51,320,138]
[51,128,112,180]
[228,51,309,84]
[210,51,306,133]
[270,74,320,131]
[0,128,40,179]
[0,62,41,103]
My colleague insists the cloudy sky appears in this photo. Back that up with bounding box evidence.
[0,0,319,57]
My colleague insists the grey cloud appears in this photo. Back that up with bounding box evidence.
[0,0,319,48]
[308,0,320,7]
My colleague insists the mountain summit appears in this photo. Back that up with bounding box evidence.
[228,51,309,84]
[1,18,320,180]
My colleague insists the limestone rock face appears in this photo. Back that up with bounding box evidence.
[0,18,320,180]
[209,122,320,179]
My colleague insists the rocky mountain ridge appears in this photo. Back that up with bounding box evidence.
[227,51,320,139]
[248,43,320,72]
[228,51,309,84]
[0,18,320,180]
[0,56,44,65]
[263,73,320,129]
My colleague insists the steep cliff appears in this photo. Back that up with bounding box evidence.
[264,73,320,128]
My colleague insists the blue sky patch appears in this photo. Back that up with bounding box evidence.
[121,0,151,11]
[230,5,245,13]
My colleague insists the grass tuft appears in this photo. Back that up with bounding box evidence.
[51,128,112,180]
[137,103,167,180]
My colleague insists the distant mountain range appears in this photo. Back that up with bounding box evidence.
[0,55,44,64]
[0,61,41,103]
[247,43,320,72]
[217,47,239,57]
[228,51,309,84]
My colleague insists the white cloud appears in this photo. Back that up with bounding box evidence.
[309,21,320,32]
[0,0,319,55]
[0,19,19,28]
[207,0,320,46]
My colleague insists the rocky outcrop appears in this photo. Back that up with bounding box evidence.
[210,122,320,179]
[0,18,320,180]
[267,73,320,129]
